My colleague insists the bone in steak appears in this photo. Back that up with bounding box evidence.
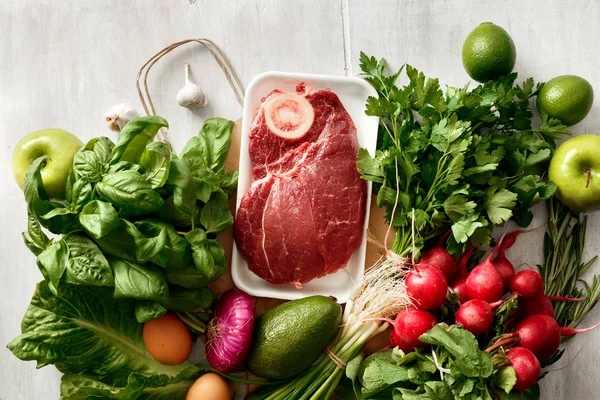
[234,83,366,286]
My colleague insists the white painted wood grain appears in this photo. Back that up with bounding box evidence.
[2,0,600,398]
[347,1,600,398]
[0,1,345,398]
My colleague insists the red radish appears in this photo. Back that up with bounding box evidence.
[506,347,541,391]
[206,289,255,372]
[455,299,494,336]
[510,270,544,300]
[465,237,505,303]
[389,308,438,353]
[521,294,555,318]
[513,314,600,361]
[451,278,469,303]
[405,264,448,310]
[493,249,515,291]
[419,231,457,280]
[456,246,475,279]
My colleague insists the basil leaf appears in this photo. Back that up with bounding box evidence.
[155,196,193,228]
[65,167,77,205]
[140,141,172,189]
[163,286,213,312]
[165,266,212,289]
[185,228,227,283]
[96,170,164,216]
[22,210,51,256]
[94,220,168,264]
[166,158,197,218]
[220,170,239,196]
[36,240,69,295]
[73,150,102,182]
[7,281,198,388]
[83,136,115,164]
[135,301,168,323]
[110,116,168,164]
[112,258,168,302]
[134,220,191,268]
[24,156,79,234]
[70,178,94,213]
[182,118,234,171]
[198,118,234,170]
[64,235,114,288]
[108,160,145,174]
[79,200,120,239]
[41,207,75,219]
[200,191,233,234]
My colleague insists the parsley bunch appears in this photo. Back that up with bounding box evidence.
[358,52,571,256]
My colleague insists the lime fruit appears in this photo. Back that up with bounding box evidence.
[537,75,594,126]
[462,22,516,83]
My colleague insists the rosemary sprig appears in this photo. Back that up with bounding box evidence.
[540,197,600,328]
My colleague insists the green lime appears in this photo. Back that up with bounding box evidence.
[536,75,594,126]
[462,22,516,83]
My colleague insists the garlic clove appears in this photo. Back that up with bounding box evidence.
[105,103,140,132]
[176,63,207,109]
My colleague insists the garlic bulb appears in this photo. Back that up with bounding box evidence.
[105,103,139,132]
[176,63,207,109]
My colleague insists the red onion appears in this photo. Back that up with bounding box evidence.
[206,289,255,372]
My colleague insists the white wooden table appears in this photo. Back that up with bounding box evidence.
[1,1,600,398]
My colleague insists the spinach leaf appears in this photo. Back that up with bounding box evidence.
[24,156,79,234]
[22,210,51,256]
[163,286,213,312]
[112,258,169,302]
[134,220,191,268]
[73,150,103,182]
[63,235,114,288]
[96,170,164,216]
[110,116,168,164]
[199,191,233,234]
[140,141,172,189]
[166,158,197,218]
[94,220,168,264]
[79,200,120,239]
[135,301,168,323]
[7,281,199,388]
[185,228,227,283]
[36,240,69,295]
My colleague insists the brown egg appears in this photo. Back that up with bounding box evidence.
[143,313,192,365]
[186,373,231,400]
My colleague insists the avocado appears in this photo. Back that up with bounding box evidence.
[245,295,342,380]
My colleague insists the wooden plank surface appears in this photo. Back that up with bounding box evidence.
[1,0,600,398]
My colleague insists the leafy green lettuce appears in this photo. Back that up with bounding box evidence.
[8,281,199,399]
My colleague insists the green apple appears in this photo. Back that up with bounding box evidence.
[12,128,83,200]
[548,134,600,212]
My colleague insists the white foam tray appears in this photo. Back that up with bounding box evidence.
[231,71,379,303]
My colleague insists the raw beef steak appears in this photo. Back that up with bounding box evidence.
[234,84,366,285]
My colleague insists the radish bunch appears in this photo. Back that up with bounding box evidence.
[386,230,600,392]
